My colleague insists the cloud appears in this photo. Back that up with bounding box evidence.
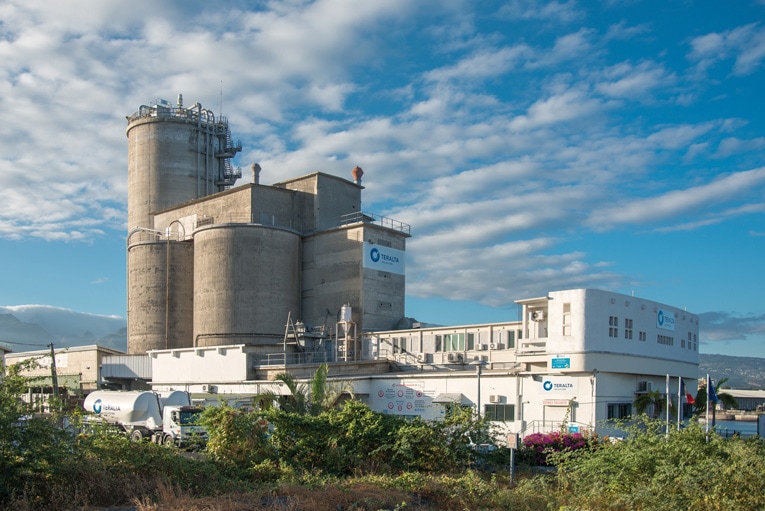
[687,23,765,76]
[699,311,765,343]
[586,167,765,230]
[497,0,584,24]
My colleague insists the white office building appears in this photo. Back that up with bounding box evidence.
[147,288,698,438]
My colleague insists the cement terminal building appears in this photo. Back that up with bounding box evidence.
[3,95,701,438]
[126,95,408,359]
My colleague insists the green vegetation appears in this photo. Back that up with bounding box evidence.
[4,361,765,510]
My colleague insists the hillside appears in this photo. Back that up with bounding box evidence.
[699,353,765,389]
[0,306,127,353]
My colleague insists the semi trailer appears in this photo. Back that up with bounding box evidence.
[83,390,205,446]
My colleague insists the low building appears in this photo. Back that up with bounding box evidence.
[4,344,125,411]
[146,288,699,438]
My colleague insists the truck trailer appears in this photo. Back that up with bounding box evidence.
[83,390,205,446]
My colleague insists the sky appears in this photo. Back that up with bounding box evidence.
[0,0,764,357]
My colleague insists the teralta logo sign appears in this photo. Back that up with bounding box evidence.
[370,247,399,264]
[364,243,405,275]
[543,380,574,392]
[92,399,120,414]
[657,309,676,331]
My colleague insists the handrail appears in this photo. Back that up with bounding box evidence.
[336,211,411,235]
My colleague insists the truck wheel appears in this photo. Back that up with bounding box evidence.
[130,429,144,442]
[163,434,175,447]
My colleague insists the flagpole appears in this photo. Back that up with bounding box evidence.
[705,373,710,440]
[665,374,670,438]
[677,377,682,431]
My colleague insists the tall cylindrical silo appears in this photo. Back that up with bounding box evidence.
[127,237,194,354]
[125,100,241,231]
[193,224,301,347]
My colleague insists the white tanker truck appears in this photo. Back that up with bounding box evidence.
[83,390,206,446]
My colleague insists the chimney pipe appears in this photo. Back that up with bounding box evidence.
[352,166,363,185]
[250,163,261,184]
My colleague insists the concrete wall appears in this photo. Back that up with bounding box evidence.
[301,227,363,333]
[193,224,301,346]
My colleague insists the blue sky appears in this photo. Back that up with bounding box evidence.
[0,0,764,357]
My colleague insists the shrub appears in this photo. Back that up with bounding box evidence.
[521,431,591,466]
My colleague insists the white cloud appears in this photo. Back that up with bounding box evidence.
[587,167,765,229]
[688,23,765,76]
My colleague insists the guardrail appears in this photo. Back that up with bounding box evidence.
[337,212,411,235]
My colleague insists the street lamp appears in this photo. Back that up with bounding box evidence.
[469,360,488,417]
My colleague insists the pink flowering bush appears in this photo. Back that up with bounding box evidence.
[521,431,592,466]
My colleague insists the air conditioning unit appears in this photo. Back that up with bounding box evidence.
[637,381,653,393]
[478,344,488,351]
[447,353,463,363]
[532,310,546,321]
[489,395,500,403]
[490,343,496,349]
[496,344,505,350]
[201,385,208,392]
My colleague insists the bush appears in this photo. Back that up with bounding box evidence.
[520,430,592,466]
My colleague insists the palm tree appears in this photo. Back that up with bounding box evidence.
[254,363,354,416]
[634,389,675,419]
[693,377,737,417]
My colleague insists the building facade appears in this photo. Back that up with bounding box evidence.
[125,97,409,355]
[145,288,698,437]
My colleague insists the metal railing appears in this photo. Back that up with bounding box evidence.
[336,212,411,235]
[519,420,593,437]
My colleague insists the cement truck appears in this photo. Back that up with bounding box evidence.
[83,390,205,446]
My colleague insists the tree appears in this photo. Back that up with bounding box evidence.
[254,363,354,416]
[693,377,737,416]
[633,389,674,419]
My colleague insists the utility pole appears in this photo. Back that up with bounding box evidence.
[48,343,59,399]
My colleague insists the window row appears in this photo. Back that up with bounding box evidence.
[387,330,521,354]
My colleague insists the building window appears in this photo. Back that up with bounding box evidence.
[391,337,399,354]
[609,316,619,338]
[681,339,686,348]
[435,335,442,352]
[467,333,475,351]
[639,331,647,341]
[563,303,572,336]
[658,335,674,346]
[485,404,515,422]
[625,318,633,339]
[507,330,516,349]
[607,403,632,420]
[444,333,464,352]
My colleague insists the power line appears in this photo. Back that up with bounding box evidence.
[0,338,50,348]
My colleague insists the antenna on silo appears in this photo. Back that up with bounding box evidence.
[219,80,223,118]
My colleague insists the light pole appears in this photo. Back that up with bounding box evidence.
[470,360,488,417]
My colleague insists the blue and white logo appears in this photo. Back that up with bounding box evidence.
[657,308,675,331]
[543,381,553,391]
[370,247,380,262]
[93,399,102,414]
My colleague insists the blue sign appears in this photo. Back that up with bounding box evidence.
[552,357,570,369]
[568,425,579,433]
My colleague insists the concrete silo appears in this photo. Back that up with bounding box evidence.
[125,95,241,230]
[192,224,301,347]
[126,231,194,354]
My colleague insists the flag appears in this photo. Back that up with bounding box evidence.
[708,379,719,403]
[681,379,695,405]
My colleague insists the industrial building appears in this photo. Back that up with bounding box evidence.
[126,95,409,357]
[121,95,700,436]
[1,95,703,438]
